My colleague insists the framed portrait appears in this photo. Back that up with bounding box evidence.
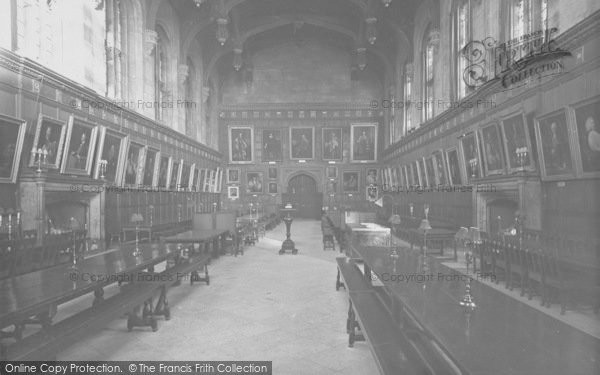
[326,166,338,179]
[157,155,171,188]
[366,168,378,185]
[123,141,144,186]
[246,171,264,193]
[446,148,462,186]
[190,164,198,191]
[180,163,191,190]
[262,129,283,162]
[380,168,387,187]
[229,126,254,163]
[93,127,127,185]
[61,116,98,177]
[391,167,399,187]
[402,165,410,186]
[534,109,576,180]
[326,179,338,194]
[412,161,421,186]
[460,132,483,182]
[417,159,426,187]
[322,128,343,161]
[268,167,278,179]
[366,184,378,202]
[228,186,239,200]
[143,148,159,187]
[425,156,436,188]
[290,127,314,160]
[397,166,404,188]
[432,150,447,186]
[342,171,360,193]
[570,96,600,177]
[479,123,506,176]
[268,182,278,194]
[168,159,181,190]
[29,114,66,170]
[387,167,394,187]
[227,168,240,184]
[0,114,26,184]
[351,123,377,162]
[198,169,207,192]
[207,169,216,192]
[501,112,535,172]
[215,167,223,193]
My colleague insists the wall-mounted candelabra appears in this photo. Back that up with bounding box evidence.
[469,158,478,179]
[418,204,432,278]
[98,159,108,180]
[0,210,20,241]
[516,146,528,171]
[388,213,402,273]
[31,148,48,174]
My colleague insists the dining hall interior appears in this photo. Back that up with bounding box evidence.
[0,0,599,374]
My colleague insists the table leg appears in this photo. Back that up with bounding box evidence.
[127,303,157,332]
[336,268,345,291]
[152,285,171,320]
[92,287,104,307]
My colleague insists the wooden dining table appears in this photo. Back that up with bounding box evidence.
[348,245,599,375]
[0,242,182,339]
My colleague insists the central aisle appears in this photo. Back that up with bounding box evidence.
[58,220,379,375]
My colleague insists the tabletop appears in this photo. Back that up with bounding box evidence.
[0,242,180,328]
[351,245,599,375]
[162,229,228,244]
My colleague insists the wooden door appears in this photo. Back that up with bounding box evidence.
[283,174,322,219]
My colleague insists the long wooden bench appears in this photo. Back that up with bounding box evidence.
[2,251,211,360]
[336,257,460,375]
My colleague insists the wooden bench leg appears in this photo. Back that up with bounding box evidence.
[127,303,158,332]
[0,323,24,342]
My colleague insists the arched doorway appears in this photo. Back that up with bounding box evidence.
[282,173,322,219]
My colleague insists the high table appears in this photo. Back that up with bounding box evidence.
[348,244,599,375]
[407,227,455,256]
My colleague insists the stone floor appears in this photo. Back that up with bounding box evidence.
[57,220,379,374]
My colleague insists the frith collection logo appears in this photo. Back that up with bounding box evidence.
[461,28,571,91]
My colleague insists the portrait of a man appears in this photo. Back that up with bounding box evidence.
[180,163,191,190]
[268,182,278,194]
[501,113,532,171]
[0,116,26,183]
[229,127,253,163]
[432,151,447,186]
[322,128,342,160]
[158,156,170,188]
[67,124,92,170]
[343,171,359,192]
[351,124,377,162]
[246,172,263,193]
[460,133,481,180]
[97,132,122,184]
[536,110,574,178]
[366,169,377,185]
[480,124,505,175]
[290,127,314,159]
[124,143,142,185]
[169,161,180,190]
[268,167,278,179]
[143,149,158,186]
[227,168,240,183]
[574,98,600,174]
[262,130,282,162]
[425,157,436,187]
[446,149,462,185]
